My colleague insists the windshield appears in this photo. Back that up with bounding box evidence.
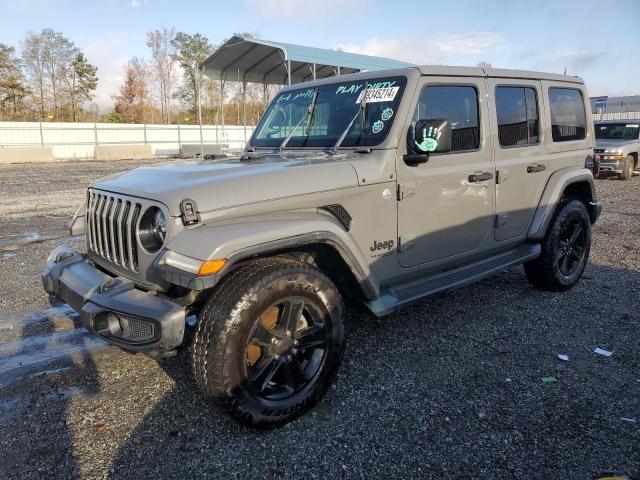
[595,122,640,140]
[250,76,407,148]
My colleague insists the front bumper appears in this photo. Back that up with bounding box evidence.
[42,245,185,354]
[595,155,625,173]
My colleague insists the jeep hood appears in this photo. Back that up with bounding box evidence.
[91,153,359,216]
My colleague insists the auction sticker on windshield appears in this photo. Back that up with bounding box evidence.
[356,86,400,104]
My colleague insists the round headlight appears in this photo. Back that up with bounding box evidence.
[138,206,167,253]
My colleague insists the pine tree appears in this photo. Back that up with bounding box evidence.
[68,52,98,121]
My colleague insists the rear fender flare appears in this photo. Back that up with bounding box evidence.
[528,168,597,240]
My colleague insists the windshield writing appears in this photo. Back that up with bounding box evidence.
[251,76,407,148]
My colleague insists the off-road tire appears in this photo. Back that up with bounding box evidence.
[192,257,344,429]
[524,200,591,291]
[618,155,634,180]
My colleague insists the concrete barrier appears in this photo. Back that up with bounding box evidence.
[180,143,229,158]
[0,146,55,164]
[94,144,153,161]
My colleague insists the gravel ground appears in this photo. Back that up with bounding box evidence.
[0,160,638,479]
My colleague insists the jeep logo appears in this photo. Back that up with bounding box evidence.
[370,240,395,252]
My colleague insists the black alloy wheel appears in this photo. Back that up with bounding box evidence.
[557,218,587,277]
[245,297,329,400]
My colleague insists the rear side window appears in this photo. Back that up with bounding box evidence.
[413,85,479,152]
[548,88,586,142]
[495,86,539,147]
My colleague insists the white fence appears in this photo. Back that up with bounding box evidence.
[0,122,255,160]
[592,112,640,121]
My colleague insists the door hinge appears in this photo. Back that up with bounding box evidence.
[397,182,415,201]
[399,234,416,252]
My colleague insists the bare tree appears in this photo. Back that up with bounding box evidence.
[146,27,177,124]
[41,29,77,119]
[22,29,79,121]
[21,32,47,119]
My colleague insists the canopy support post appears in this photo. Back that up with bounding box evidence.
[242,79,248,148]
[287,60,291,86]
[313,63,316,80]
[198,65,204,159]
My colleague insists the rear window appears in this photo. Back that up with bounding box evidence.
[548,88,587,142]
[495,86,539,147]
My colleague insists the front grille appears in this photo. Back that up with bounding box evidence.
[86,189,141,272]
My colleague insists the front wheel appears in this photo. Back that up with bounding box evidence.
[524,200,591,291]
[618,155,634,180]
[192,257,344,429]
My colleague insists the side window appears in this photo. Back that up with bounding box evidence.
[495,86,540,147]
[548,88,587,142]
[412,85,479,152]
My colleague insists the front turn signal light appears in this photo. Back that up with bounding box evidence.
[197,259,228,276]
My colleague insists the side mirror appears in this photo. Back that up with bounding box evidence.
[412,119,452,154]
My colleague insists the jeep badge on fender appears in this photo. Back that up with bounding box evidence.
[370,240,395,252]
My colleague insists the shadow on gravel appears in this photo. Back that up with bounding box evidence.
[0,301,102,479]
[103,263,640,479]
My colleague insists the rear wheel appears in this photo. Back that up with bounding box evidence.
[525,200,591,291]
[618,155,634,180]
[192,257,344,429]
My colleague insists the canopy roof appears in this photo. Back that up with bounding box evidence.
[200,36,414,85]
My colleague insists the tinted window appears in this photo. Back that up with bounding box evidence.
[595,122,640,140]
[412,85,479,152]
[548,88,586,142]
[495,86,539,147]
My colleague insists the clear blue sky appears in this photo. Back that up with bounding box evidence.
[2,0,638,109]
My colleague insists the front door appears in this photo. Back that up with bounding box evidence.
[397,78,495,268]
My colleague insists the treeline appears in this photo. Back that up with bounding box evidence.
[0,29,97,122]
[0,28,276,125]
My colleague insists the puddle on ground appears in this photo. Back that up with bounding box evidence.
[0,308,106,389]
[0,232,48,251]
[0,305,79,331]
[0,329,105,375]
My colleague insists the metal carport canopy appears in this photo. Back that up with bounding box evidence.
[200,36,414,85]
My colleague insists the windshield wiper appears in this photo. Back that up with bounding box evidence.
[331,81,368,155]
[279,89,319,151]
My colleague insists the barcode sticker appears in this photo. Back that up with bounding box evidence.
[356,86,399,104]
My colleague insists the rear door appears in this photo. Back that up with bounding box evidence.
[488,79,551,241]
[396,77,495,268]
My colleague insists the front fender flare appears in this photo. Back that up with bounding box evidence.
[163,211,378,298]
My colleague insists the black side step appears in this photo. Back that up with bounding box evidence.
[365,243,541,317]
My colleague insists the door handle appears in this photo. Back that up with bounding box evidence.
[468,172,493,183]
[527,163,546,173]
